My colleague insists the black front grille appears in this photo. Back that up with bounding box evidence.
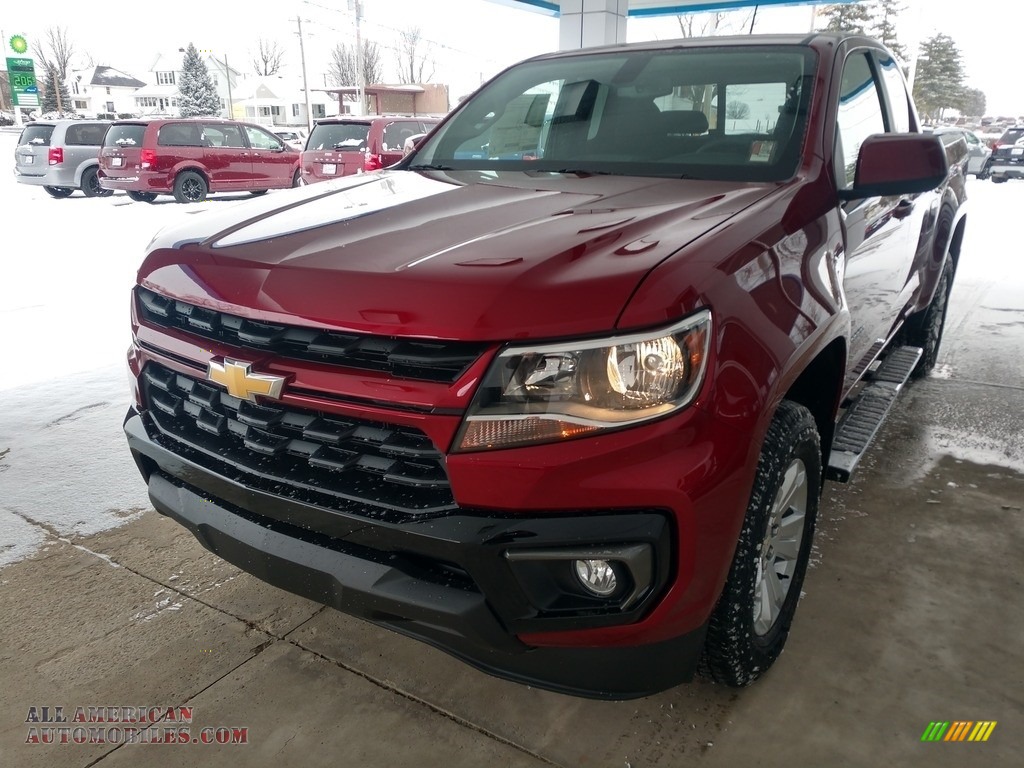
[142,363,456,517]
[136,286,486,383]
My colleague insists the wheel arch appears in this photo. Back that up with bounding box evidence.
[75,160,99,188]
[779,337,847,475]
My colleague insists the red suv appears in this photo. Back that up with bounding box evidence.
[98,118,301,203]
[300,115,440,184]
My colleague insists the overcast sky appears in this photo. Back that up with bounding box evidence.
[3,0,1018,116]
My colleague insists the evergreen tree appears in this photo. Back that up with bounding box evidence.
[912,33,965,121]
[177,43,221,117]
[40,64,74,115]
[870,0,907,62]
[818,2,873,34]
[957,87,986,118]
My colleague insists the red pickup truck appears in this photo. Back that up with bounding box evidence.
[123,33,967,699]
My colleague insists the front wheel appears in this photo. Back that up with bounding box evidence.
[173,171,208,203]
[292,169,303,188]
[43,186,73,199]
[701,400,821,687]
[126,191,157,203]
[903,260,953,378]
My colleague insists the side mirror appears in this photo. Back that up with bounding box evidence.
[838,133,948,200]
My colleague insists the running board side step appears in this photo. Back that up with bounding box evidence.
[826,346,922,483]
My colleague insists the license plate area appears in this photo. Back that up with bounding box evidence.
[322,163,336,175]
[23,155,34,165]
[112,157,124,167]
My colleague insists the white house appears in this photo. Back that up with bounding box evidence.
[68,66,147,117]
[132,52,242,117]
[231,76,339,128]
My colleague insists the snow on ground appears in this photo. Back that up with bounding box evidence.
[0,129,290,566]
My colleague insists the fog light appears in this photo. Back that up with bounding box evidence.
[574,559,618,596]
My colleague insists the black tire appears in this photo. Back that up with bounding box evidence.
[249,189,269,196]
[992,175,1008,184]
[701,400,821,687]
[173,170,208,203]
[126,191,157,203]
[81,166,112,198]
[43,186,73,199]
[903,260,953,378]
[291,169,303,188]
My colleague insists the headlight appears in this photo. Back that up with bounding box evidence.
[455,309,711,451]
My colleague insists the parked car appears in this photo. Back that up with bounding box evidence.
[300,115,440,184]
[931,127,992,178]
[987,125,1024,183]
[13,119,112,198]
[272,129,306,150]
[122,34,964,698]
[97,118,301,203]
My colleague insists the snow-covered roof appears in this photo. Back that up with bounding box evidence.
[88,66,146,89]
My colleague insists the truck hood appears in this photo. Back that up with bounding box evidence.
[139,170,774,340]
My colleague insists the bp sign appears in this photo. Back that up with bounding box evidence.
[9,35,29,54]
[6,57,39,107]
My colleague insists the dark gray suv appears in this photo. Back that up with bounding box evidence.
[13,120,112,198]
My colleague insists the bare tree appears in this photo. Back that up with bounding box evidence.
[328,40,384,87]
[395,26,435,85]
[252,38,284,77]
[37,26,76,82]
[675,9,752,37]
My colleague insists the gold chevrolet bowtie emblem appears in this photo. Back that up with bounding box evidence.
[207,359,286,402]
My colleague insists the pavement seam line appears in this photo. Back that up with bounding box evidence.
[83,639,278,768]
[286,637,566,768]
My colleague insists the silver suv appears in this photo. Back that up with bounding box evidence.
[13,120,112,198]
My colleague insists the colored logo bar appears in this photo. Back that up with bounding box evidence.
[921,721,997,742]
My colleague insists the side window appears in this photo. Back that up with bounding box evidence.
[65,123,107,146]
[382,121,417,151]
[202,124,245,148]
[244,126,284,150]
[836,52,886,189]
[158,123,201,147]
[876,54,912,133]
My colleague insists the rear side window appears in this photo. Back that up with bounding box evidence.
[104,124,147,148]
[308,122,370,151]
[65,123,109,146]
[382,121,420,151]
[158,123,202,147]
[18,125,54,146]
[876,54,912,133]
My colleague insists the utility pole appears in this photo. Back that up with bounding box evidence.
[224,55,234,118]
[296,16,313,131]
[355,0,364,115]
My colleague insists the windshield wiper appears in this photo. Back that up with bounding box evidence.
[407,163,454,171]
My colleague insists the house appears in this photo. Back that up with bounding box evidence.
[231,76,339,128]
[68,66,147,118]
[322,83,449,117]
[132,51,242,117]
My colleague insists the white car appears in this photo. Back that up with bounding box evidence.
[273,129,306,150]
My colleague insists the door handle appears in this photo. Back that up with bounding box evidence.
[893,199,914,220]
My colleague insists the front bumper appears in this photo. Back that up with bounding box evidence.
[125,408,707,699]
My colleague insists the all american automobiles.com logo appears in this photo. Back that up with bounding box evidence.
[24,706,248,746]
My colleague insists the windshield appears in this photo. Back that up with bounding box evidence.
[414,45,817,182]
[307,123,371,151]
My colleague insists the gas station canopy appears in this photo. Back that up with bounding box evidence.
[491,0,858,49]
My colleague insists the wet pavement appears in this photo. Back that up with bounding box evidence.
[1,140,1022,766]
